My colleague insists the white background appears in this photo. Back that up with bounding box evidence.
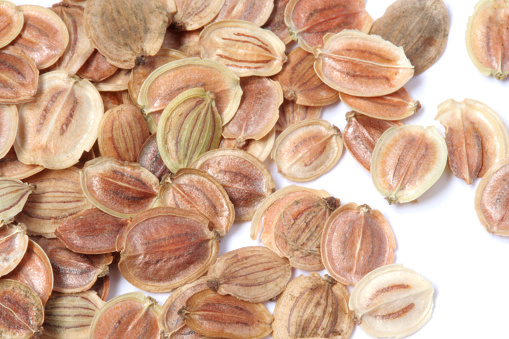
[13,0,509,338]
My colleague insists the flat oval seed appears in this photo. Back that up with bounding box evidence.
[0,178,34,222]
[137,133,170,180]
[0,47,39,105]
[321,203,396,286]
[0,148,44,180]
[94,68,132,92]
[314,30,414,97]
[0,0,23,48]
[219,127,276,162]
[214,0,274,26]
[272,119,343,182]
[0,222,28,277]
[77,50,118,83]
[276,100,322,132]
[199,20,287,77]
[0,105,17,159]
[172,0,225,31]
[262,0,291,44]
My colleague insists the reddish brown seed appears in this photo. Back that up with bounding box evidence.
[0,105,17,159]
[214,0,274,26]
[0,47,39,105]
[137,133,170,180]
[100,90,135,111]
[77,50,118,83]
[263,0,291,44]
[0,147,44,180]
[94,68,132,92]
[0,1,23,48]
[90,275,110,301]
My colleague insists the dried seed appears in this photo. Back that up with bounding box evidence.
[0,0,23,48]
[275,100,322,132]
[0,105,17,159]
[219,127,276,162]
[370,0,449,75]
[137,133,170,180]
[100,90,135,111]
[56,208,129,254]
[349,264,434,338]
[214,0,274,26]
[180,289,273,339]
[98,104,150,163]
[0,222,28,277]
[435,98,509,184]
[36,237,113,293]
[273,273,354,339]
[0,177,34,222]
[77,50,118,83]
[200,20,287,77]
[160,168,234,237]
[207,246,292,303]
[90,275,110,301]
[0,47,39,105]
[89,292,161,339]
[14,71,104,169]
[172,0,225,31]
[94,68,132,92]
[314,30,414,97]
[262,0,291,44]
[84,0,168,69]
[272,119,343,182]
[80,157,160,218]
[284,0,372,52]
[343,112,402,171]
[339,87,420,120]
[321,203,396,286]
[191,148,276,222]
[117,207,219,292]
[371,125,447,204]
[273,47,338,107]
[0,148,44,180]
[157,88,223,173]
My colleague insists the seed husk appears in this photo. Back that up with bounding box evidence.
[275,100,322,132]
[284,0,373,53]
[0,0,23,48]
[219,127,276,162]
[0,46,39,105]
[191,148,276,222]
[157,88,223,173]
[214,0,274,26]
[14,70,104,170]
[98,104,150,162]
[36,237,113,294]
[370,0,449,75]
[172,0,225,31]
[321,203,396,286]
[0,222,28,278]
[16,167,93,238]
[273,273,354,339]
[314,30,414,97]
[77,50,118,83]
[117,207,219,292]
[435,98,509,184]
[0,177,34,223]
[80,156,160,218]
[262,0,291,44]
[371,125,447,204]
[0,279,44,339]
[273,47,338,107]
[180,289,273,339]
[343,112,402,171]
[349,264,434,338]
[84,0,168,69]
[160,168,234,237]
[137,133,170,180]
[200,20,287,77]
[0,148,44,180]
[89,292,162,339]
[207,246,292,303]
[272,119,343,182]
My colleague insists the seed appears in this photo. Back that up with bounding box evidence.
[172,0,225,31]
[177,30,202,57]
[90,275,110,301]
[219,127,276,162]
[0,0,23,49]
[0,47,39,105]
[77,50,118,83]
[0,177,34,222]
[214,0,274,26]
[94,68,132,92]
[262,0,291,44]
[0,222,28,277]
[137,133,170,180]
[0,107,17,159]
[275,100,322,132]
[100,90,135,111]
[0,148,44,180]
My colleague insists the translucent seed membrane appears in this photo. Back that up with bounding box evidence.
[180,289,273,339]
[0,0,23,48]
[160,168,234,237]
[14,71,104,170]
[172,0,225,31]
[157,88,223,173]
[90,292,161,339]
[321,203,396,286]
[284,0,373,52]
[11,5,69,70]
[0,47,39,104]
[0,222,28,278]
[314,30,414,97]
[80,157,160,218]
[475,158,509,236]
[466,0,509,79]
[214,0,274,26]
[263,0,291,44]
[219,127,276,162]
[272,119,343,182]
[273,273,354,339]
[339,87,420,120]
[117,207,219,292]
[343,112,402,171]
[199,20,287,77]
[371,125,447,204]
[191,149,275,222]
[207,246,292,303]
[276,100,322,132]
[0,178,34,222]
[435,98,509,184]
[349,264,434,338]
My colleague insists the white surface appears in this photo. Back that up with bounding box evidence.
[13,0,509,338]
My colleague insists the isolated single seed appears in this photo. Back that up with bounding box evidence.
[263,0,291,44]
[0,177,34,222]
[219,127,276,162]
[214,0,274,26]
[77,50,118,83]
[276,100,322,132]
[0,0,23,48]
[0,47,39,105]
[0,148,44,180]
[172,0,225,31]
[0,222,28,278]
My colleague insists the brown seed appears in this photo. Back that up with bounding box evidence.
[262,0,291,44]
[90,275,110,301]
[84,0,168,69]
[0,177,34,222]
[273,47,338,106]
[0,0,23,48]
[77,50,118,83]
[0,222,28,277]
[0,105,17,159]
[370,0,449,75]
[94,68,132,92]
[80,157,160,218]
[0,148,44,180]
[276,100,322,132]
[36,237,113,293]
[117,207,219,292]
[98,104,150,162]
[314,30,414,97]
[0,279,44,339]
[0,46,39,105]
[89,292,162,339]
[137,133,170,180]
[272,119,343,182]
[160,168,235,237]
[219,127,276,162]
[191,148,276,222]
[172,0,225,31]
[214,0,274,26]
[180,289,273,339]
[284,0,373,52]
[207,246,292,303]
[4,239,53,305]
[273,273,354,339]
[100,90,135,112]
[343,112,402,171]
